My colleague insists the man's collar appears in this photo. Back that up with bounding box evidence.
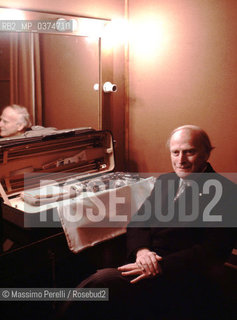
[177,162,216,184]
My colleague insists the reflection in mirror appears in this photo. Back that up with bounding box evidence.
[0,32,99,130]
[0,32,11,108]
[9,32,41,124]
[0,8,109,131]
[39,34,99,129]
[0,9,112,259]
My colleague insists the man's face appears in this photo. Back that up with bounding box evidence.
[0,107,24,137]
[170,129,209,178]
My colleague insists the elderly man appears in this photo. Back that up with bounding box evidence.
[0,104,31,138]
[60,125,236,320]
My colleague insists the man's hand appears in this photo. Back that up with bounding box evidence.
[136,248,162,276]
[118,249,162,284]
[118,263,147,284]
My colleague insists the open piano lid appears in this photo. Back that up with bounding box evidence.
[0,127,115,201]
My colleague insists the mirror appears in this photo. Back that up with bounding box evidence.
[0,8,112,256]
[40,33,100,129]
[0,8,110,130]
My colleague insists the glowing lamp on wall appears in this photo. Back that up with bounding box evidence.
[0,8,25,20]
[129,14,171,62]
[102,18,129,49]
[73,18,110,38]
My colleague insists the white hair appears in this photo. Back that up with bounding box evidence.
[6,104,31,129]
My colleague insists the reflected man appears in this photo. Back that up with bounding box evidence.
[0,104,31,138]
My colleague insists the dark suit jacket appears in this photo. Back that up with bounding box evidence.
[126,163,236,279]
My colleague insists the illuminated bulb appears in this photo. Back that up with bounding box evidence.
[129,14,172,62]
[78,18,107,37]
[102,18,128,49]
[0,8,25,20]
